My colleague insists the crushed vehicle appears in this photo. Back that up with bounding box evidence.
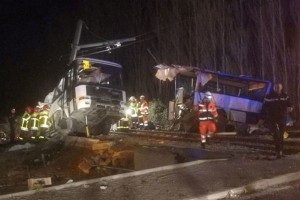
[194,70,273,133]
[155,65,273,134]
[43,57,126,135]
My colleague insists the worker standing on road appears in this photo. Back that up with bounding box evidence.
[259,82,293,159]
[195,91,218,149]
[8,108,17,144]
[138,95,149,129]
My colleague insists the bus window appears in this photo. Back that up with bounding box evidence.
[201,76,268,102]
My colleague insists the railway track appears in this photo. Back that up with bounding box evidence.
[111,129,300,155]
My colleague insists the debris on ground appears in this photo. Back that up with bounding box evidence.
[8,143,35,152]
[78,141,134,174]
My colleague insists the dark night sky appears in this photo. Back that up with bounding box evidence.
[0,0,135,115]
[1,0,299,117]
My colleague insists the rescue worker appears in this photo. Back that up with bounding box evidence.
[195,91,218,148]
[29,106,40,139]
[259,83,293,159]
[39,104,50,129]
[138,95,149,129]
[20,106,32,132]
[38,104,50,139]
[8,108,17,144]
[128,96,139,129]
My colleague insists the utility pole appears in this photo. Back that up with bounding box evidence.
[69,20,83,64]
[69,20,136,65]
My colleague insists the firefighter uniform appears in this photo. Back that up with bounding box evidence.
[39,105,50,129]
[30,107,40,131]
[38,104,50,139]
[29,106,40,140]
[195,92,218,148]
[138,95,149,128]
[129,96,139,129]
[260,83,292,158]
[21,106,32,132]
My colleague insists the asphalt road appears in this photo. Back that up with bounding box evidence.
[2,135,300,200]
[240,181,300,200]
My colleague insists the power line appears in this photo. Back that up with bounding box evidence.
[78,35,156,57]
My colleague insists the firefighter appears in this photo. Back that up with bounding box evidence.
[259,83,293,159]
[39,104,50,129]
[20,106,32,132]
[128,96,139,129]
[138,95,149,129]
[29,106,40,139]
[20,106,33,140]
[118,96,137,131]
[20,106,32,139]
[38,104,50,139]
[195,91,218,148]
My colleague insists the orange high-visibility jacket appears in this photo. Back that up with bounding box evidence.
[139,101,149,115]
[197,101,218,121]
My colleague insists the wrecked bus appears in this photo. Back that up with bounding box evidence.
[194,70,272,133]
[155,65,272,133]
[45,58,126,135]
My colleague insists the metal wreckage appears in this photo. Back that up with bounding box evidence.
[19,58,127,139]
[19,61,288,140]
[17,19,295,140]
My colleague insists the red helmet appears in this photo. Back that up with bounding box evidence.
[25,106,32,113]
[34,106,39,113]
[43,105,49,110]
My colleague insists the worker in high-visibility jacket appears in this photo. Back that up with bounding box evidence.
[118,96,137,131]
[194,91,218,148]
[30,106,40,131]
[138,95,149,129]
[20,106,32,132]
[128,96,139,129]
[39,104,50,129]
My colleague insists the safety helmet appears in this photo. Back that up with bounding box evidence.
[33,106,39,113]
[25,106,32,113]
[140,95,145,99]
[43,105,49,110]
[129,96,136,102]
[204,91,213,99]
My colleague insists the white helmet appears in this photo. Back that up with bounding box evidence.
[205,91,212,99]
[129,96,136,102]
[140,95,145,99]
